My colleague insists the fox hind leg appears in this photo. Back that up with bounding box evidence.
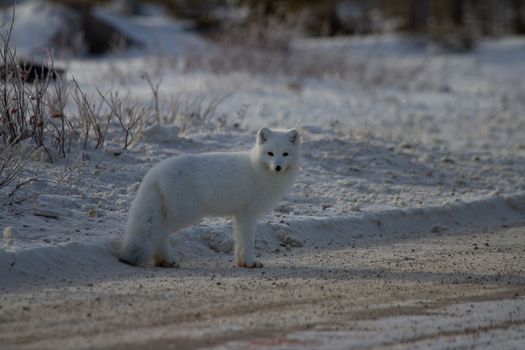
[120,229,156,266]
[154,234,179,267]
[120,185,167,266]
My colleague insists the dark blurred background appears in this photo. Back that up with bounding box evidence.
[36,1,525,45]
[5,1,525,36]
[2,0,524,55]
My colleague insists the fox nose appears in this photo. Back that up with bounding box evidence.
[275,166,281,172]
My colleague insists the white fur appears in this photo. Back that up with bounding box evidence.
[120,128,300,268]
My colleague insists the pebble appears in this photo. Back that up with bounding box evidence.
[209,238,233,254]
[31,147,52,162]
[278,232,304,248]
[3,226,15,247]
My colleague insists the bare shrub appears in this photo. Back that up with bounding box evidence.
[218,103,248,131]
[26,61,53,150]
[0,8,68,162]
[72,82,93,149]
[72,79,110,150]
[0,147,27,191]
[177,9,432,89]
[0,10,30,146]
[0,9,41,197]
[428,22,476,52]
[97,90,148,150]
[46,69,75,158]
[183,9,299,77]
[142,72,161,125]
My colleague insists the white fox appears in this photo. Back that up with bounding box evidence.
[120,128,300,268]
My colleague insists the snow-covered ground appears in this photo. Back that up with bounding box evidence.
[1,2,525,349]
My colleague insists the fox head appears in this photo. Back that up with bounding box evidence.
[252,127,300,174]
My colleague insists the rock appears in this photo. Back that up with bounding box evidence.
[277,232,304,248]
[116,199,128,209]
[286,80,302,92]
[209,237,233,254]
[439,84,451,93]
[128,182,140,193]
[1,61,65,83]
[3,226,15,247]
[33,209,59,219]
[419,154,431,162]
[81,204,96,211]
[455,178,466,186]
[105,148,123,156]
[431,225,447,234]
[31,147,52,162]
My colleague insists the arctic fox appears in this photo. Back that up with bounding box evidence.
[120,128,300,268]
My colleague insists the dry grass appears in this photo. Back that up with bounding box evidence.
[166,88,238,134]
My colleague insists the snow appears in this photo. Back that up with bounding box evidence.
[1,0,524,282]
[139,124,180,143]
[0,2,525,347]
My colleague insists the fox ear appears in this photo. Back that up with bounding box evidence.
[288,129,299,144]
[257,127,271,144]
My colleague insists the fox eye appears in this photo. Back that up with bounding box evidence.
[283,152,289,157]
[267,152,274,156]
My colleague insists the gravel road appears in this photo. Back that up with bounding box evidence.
[1,225,524,350]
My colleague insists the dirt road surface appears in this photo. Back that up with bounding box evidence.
[1,225,524,350]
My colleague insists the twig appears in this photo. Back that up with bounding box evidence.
[7,176,37,198]
[142,72,161,125]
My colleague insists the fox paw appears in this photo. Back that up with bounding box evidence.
[236,260,264,268]
[154,258,180,268]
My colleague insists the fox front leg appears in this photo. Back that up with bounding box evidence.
[234,215,263,268]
